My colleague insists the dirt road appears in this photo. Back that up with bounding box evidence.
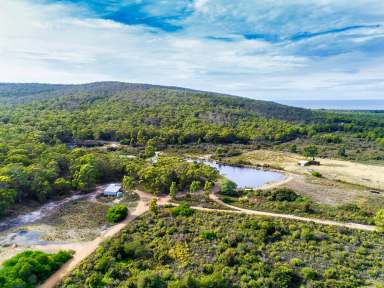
[207,194,376,231]
[39,190,162,288]
[40,190,376,287]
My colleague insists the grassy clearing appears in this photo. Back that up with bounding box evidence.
[39,201,110,242]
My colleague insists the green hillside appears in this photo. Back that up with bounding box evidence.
[0,82,383,215]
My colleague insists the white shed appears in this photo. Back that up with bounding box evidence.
[104,184,122,197]
[298,160,310,167]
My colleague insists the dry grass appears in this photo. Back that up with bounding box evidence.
[228,150,384,205]
[38,201,110,242]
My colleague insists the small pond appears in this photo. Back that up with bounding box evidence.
[197,160,286,189]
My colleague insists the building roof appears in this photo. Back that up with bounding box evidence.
[104,184,121,194]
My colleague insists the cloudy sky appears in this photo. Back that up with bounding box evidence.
[1,0,384,100]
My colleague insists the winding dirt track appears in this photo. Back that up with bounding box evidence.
[40,191,168,288]
[206,194,376,231]
[40,191,376,288]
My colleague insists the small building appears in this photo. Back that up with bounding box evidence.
[104,184,123,197]
[298,160,320,167]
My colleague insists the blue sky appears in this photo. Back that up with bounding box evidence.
[0,0,384,100]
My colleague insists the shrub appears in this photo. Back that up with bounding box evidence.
[169,182,177,199]
[137,271,166,288]
[301,267,318,280]
[270,265,301,288]
[189,181,201,193]
[53,178,72,195]
[106,204,128,223]
[149,198,159,215]
[300,228,314,241]
[290,258,302,267]
[171,202,194,217]
[220,179,238,196]
[222,196,234,204]
[168,273,199,288]
[374,209,384,232]
[311,171,322,178]
[200,231,217,240]
[268,188,300,202]
[124,241,150,259]
[218,248,237,266]
[198,272,230,287]
[204,181,214,192]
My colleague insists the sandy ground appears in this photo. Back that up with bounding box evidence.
[229,150,384,205]
[40,190,167,288]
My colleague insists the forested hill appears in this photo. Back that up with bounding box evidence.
[0,82,312,122]
[0,81,383,148]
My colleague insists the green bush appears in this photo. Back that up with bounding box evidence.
[137,271,166,288]
[374,209,384,232]
[290,258,302,267]
[123,241,150,259]
[222,196,234,204]
[0,250,72,288]
[311,171,322,178]
[270,265,301,288]
[106,204,128,223]
[189,181,201,193]
[267,188,300,202]
[301,267,318,280]
[200,231,217,240]
[171,202,194,217]
[220,179,238,196]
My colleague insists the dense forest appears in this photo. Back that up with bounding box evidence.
[59,208,384,288]
[0,82,384,216]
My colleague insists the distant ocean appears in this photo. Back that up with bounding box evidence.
[278,99,384,110]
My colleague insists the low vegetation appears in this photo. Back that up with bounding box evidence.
[170,202,194,217]
[172,194,230,210]
[311,171,322,178]
[0,250,72,288]
[59,209,383,287]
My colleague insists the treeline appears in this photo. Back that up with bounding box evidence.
[124,156,218,194]
[0,132,217,217]
[0,144,128,216]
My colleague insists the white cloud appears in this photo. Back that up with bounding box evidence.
[0,0,384,100]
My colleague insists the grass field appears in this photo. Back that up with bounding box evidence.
[226,150,384,206]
